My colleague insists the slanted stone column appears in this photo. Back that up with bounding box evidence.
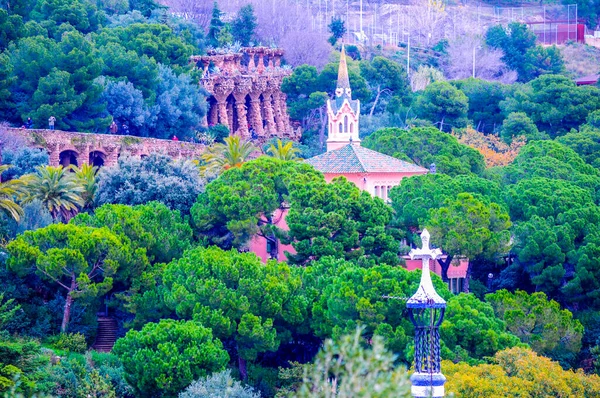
[272,93,285,136]
[233,96,249,139]
[262,92,276,136]
[226,100,234,133]
[216,98,229,129]
[279,92,291,132]
[232,76,252,138]
[248,94,264,137]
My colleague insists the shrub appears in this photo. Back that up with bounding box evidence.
[113,319,229,398]
[52,333,87,353]
[179,370,260,398]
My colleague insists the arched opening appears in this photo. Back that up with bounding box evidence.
[245,95,255,137]
[89,151,106,168]
[226,93,237,133]
[344,115,348,132]
[59,150,78,168]
[350,123,354,133]
[338,123,343,133]
[207,96,218,126]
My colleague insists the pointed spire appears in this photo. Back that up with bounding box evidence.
[336,45,351,90]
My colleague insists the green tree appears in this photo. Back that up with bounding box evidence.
[507,177,593,222]
[22,165,84,222]
[414,81,468,132]
[500,111,545,143]
[6,223,132,332]
[486,22,564,82]
[295,328,412,398]
[362,127,485,176]
[72,201,192,265]
[207,2,224,48]
[486,290,583,366]
[327,16,346,46]
[29,0,101,37]
[192,157,322,252]
[389,173,505,235]
[427,193,512,288]
[441,293,521,364]
[306,257,450,361]
[0,293,19,330]
[231,4,257,46]
[8,31,109,131]
[501,74,600,137]
[161,246,307,380]
[285,177,400,266]
[113,319,229,398]
[93,23,196,69]
[453,78,507,134]
[557,127,600,168]
[0,9,23,51]
[360,56,410,116]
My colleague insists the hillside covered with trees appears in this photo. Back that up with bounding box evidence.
[3,0,600,397]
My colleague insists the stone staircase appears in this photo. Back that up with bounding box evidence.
[92,317,117,352]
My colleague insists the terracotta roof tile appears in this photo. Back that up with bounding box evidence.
[305,144,428,174]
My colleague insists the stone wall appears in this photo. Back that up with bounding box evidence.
[8,128,205,168]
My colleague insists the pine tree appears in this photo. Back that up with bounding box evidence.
[207,2,224,48]
[232,4,257,46]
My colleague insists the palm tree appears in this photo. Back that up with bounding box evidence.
[266,139,300,161]
[23,166,85,221]
[0,165,25,222]
[72,164,98,210]
[201,135,256,176]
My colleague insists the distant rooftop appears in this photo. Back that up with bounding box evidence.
[305,144,428,174]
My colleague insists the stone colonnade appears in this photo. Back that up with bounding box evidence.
[192,47,297,142]
[9,129,205,168]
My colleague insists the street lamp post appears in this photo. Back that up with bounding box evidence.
[407,229,446,398]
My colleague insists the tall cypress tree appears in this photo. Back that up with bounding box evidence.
[207,2,224,48]
[231,4,257,46]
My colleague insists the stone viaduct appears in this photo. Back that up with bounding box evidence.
[8,128,205,168]
[192,47,299,142]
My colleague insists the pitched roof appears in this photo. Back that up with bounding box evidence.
[305,144,428,174]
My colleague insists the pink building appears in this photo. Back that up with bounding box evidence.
[250,46,467,289]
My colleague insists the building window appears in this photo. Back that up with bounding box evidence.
[374,186,379,197]
[344,115,348,132]
[339,122,343,133]
[350,123,353,133]
[449,278,464,294]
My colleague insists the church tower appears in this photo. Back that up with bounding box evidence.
[326,45,361,152]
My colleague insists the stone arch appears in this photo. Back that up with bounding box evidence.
[89,150,107,168]
[59,150,78,168]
